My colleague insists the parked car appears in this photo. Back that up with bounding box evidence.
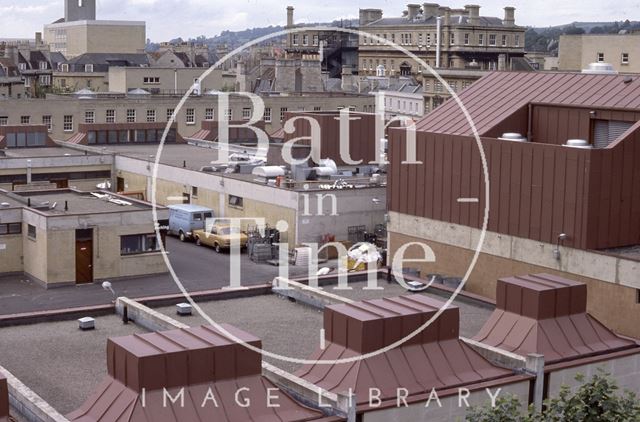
[167,204,214,242]
[193,224,248,253]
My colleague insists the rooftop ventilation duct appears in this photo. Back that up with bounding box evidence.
[296,294,511,405]
[582,62,617,74]
[474,274,636,363]
[499,132,528,142]
[564,139,593,149]
[252,166,286,178]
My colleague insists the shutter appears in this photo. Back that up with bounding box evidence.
[608,120,633,145]
[593,120,609,148]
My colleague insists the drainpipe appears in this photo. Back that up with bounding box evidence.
[26,159,32,184]
[174,69,178,95]
[435,17,442,68]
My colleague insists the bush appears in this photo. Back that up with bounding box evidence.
[468,370,640,422]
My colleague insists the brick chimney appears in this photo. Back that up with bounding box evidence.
[503,6,515,26]
[465,4,480,25]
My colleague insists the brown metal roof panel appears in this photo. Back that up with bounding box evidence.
[421,342,462,386]
[0,373,7,422]
[383,348,426,392]
[498,317,537,352]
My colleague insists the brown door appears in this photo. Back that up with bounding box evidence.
[54,179,69,189]
[75,229,93,284]
[183,193,190,204]
[117,177,125,192]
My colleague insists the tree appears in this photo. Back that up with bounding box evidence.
[468,370,640,422]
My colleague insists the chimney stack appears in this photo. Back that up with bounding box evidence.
[407,4,421,20]
[286,6,294,28]
[422,3,440,18]
[503,6,515,26]
[359,9,384,26]
[465,4,480,25]
[35,32,43,47]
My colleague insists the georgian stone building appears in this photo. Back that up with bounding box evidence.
[358,3,526,76]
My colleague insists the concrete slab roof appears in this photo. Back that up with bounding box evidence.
[1,146,93,158]
[0,315,145,414]
[17,190,157,215]
[154,280,494,373]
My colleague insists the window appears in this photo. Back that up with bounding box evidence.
[303,34,309,46]
[478,34,484,46]
[126,109,136,123]
[60,78,67,87]
[622,53,629,64]
[106,109,116,123]
[489,34,496,46]
[84,64,93,73]
[84,110,95,124]
[120,234,161,255]
[0,116,7,126]
[242,108,251,121]
[167,108,175,121]
[191,186,198,198]
[464,33,470,45]
[228,195,243,208]
[313,35,319,46]
[449,33,455,45]
[205,108,214,121]
[280,107,288,122]
[292,34,299,45]
[597,52,605,63]
[27,224,36,239]
[0,223,21,235]
[226,109,233,121]
[186,108,195,125]
[19,63,26,71]
[313,106,321,111]
[146,109,156,123]
[63,115,73,132]
[20,116,30,125]
[60,63,69,72]
[40,75,51,86]
[264,107,272,122]
[42,115,52,132]
[435,81,443,93]
[501,34,507,47]
[143,76,160,84]
[515,34,520,47]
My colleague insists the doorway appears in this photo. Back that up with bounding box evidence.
[75,229,93,284]
[116,177,125,192]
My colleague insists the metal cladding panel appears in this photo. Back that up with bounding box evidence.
[475,274,638,364]
[107,325,262,392]
[296,295,512,405]
[0,373,8,421]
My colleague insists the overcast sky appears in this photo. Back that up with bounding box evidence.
[1,0,638,41]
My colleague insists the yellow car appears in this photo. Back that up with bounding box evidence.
[193,225,248,253]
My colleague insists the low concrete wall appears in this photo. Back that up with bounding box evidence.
[115,297,188,332]
[0,366,68,422]
[547,351,640,398]
[362,379,530,422]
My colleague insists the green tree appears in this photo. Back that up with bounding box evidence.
[468,370,640,422]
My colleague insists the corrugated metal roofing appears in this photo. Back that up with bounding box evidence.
[473,274,638,364]
[295,295,511,406]
[416,72,640,135]
[68,324,325,422]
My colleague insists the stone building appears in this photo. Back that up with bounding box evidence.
[558,33,640,73]
[358,3,526,75]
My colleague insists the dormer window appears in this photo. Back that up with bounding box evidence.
[39,61,48,70]
[18,63,27,71]
[85,64,94,73]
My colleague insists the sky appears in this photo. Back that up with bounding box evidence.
[1,0,639,41]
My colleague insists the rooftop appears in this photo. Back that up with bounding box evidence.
[13,189,158,215]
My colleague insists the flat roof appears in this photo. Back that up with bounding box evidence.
[17,190,154,215]
[154,280,494,373]
[1,146,94,158]
[0,315,145,414]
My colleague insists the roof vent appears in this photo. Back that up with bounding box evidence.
[499,132,528,142]
[564,139,593,149]
[0,202,10,208]
[582,62,617,75]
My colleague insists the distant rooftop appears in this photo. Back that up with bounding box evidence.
[12,189,157,215]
